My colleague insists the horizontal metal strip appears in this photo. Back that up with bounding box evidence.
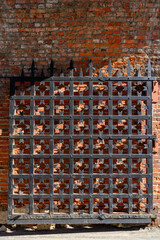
[10,135,156,139]
[11,96,151,100]
[9,193,151,199]
[8,212,156,220]
[10,115,152,120]
[10,154,152,158]
[10,173,151,178]
[7,218,152,225]
[11,76,157,81]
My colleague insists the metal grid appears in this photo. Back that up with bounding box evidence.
[8,60,156,224]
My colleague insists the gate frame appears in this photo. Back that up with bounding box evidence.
[8,60,157,224]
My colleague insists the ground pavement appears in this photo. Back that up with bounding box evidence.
[0,225,160,240]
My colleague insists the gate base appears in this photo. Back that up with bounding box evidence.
[7,214,156,225]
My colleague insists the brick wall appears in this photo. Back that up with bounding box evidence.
[0,0,160,225]
[0,78,9,224]
[1,0,160,76]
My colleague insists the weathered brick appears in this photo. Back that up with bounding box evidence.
[0,0,160,225]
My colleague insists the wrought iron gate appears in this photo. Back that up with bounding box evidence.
[8,60,156,224]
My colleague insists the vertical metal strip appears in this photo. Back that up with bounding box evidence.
[29,156,33,215]
[8,78,15,217]
[147,80,153,213]
[69,78,74,214]
[128,80,132,214]
[8,156,13,217]
[29,78,34,215]
[108,80,113,214]
[49,78,54,214]
[89,79,93,214]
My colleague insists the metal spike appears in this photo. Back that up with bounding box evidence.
[21,68,24,77]
[29,60,37,77]
[118,69,122,77]
[99,69,103,77]
[41,69,45,78]
[67,60,75,77]
[20,68,25,84]
[148,59,151,77]
[60,69,64,77]
[108,60,112,77]
[48,60,57,76]
[138,68,141,77]
[80,68,83,77]
[88,60,94,77]
[68,60,74,70]
[127,59,131,77]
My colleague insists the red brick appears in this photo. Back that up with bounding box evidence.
[0,0,160,224]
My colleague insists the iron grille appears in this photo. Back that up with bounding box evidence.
[8,60,156,224]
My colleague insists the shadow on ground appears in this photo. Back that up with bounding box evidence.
[0,224,147,236]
